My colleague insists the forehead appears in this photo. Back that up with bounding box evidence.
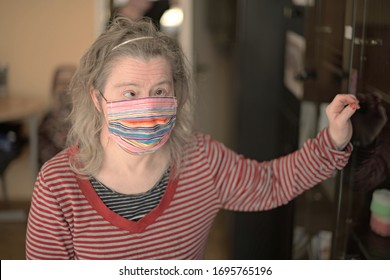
[106,55,173,84]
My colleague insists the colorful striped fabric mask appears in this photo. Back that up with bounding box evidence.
[105,97,177,155]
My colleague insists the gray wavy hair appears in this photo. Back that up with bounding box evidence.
[67,17,195,177]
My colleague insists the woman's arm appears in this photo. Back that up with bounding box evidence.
[206,94,357,211]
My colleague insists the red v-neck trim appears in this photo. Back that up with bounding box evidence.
[77,168,178,233]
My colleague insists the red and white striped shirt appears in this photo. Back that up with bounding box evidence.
[26,129,352,259]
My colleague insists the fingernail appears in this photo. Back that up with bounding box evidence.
[349,103,360,110]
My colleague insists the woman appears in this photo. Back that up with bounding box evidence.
[26,17,359,259]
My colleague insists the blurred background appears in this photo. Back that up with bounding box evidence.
[0,0,389,260]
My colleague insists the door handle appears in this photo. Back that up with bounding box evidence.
[354,38,383,46]
[295,70,317,81]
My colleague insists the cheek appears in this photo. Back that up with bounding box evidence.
[102,103,108,117]
[99,107,110,138]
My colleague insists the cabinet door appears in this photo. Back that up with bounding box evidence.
[292,0,351,260]
[334,0,390,259]
[303,0,348,103]
[352,0,390,101]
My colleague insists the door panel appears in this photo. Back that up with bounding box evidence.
[336,0,390,259]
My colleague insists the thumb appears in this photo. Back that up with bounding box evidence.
[336,103,359,123]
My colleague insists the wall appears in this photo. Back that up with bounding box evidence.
[193,0,237,147]
[0,0,103,200]
[1,0,236,200]
[0,0,99,106]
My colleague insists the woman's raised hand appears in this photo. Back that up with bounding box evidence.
[326,93,360,150]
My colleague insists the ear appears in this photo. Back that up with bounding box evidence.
[90,88,101,112]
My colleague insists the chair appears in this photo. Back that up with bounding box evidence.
[0,122,23,206]
[38,65,76,167]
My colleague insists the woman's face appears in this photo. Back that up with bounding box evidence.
[96,55,175,137]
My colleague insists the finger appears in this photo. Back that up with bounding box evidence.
[335,93,359,105]
[326,94,359,119]
[336,102,359,123]
[329,94,359,113]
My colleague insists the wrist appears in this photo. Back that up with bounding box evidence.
[327,127,349,151]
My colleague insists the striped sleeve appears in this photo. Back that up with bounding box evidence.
[26,161,75,259]
[203,128,352,212]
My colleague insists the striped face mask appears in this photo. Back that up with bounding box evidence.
[104,97,177,155]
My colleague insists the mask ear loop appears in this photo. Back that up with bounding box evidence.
[97,89,110,114]
[98,89,111,120]
[98,90,108,102]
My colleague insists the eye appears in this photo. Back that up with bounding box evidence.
[154,88,168,97]
[123,91,136,99]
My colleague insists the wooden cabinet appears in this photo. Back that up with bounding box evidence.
[294,0,390,259]
[334,0,390,260]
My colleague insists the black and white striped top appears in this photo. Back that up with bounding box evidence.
[89,168,170,221]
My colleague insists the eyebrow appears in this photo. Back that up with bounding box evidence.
[113,80,173,88]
